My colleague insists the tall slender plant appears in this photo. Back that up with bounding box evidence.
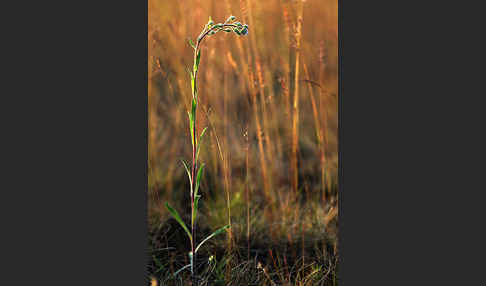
[165,15,249,280]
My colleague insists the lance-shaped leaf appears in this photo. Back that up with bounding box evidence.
[193,194,201,226]
[190,98,197,146]
[191,98,197,119]
[165,202,192,243]
[194,163,204,198]
[188,38,196,50]
[180,159,192,192]
[195,127,208,163]
[199,126,208,140]
[194,49,201,75]
[190,70,195,98]
[195,225,230,253]
[192,163,205,225]
[188,111,194,148]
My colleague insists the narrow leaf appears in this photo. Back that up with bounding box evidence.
[188,38,196,49]
[180,159,192,189]
[165,202,192,243]
[191,98,197,146]
[195,127,208,163]
[194,49,201,74]
[194,163,205,199]
[192,163,205,225]
[199,126,208,141]
[196,143,201,164]
[188,111,194,148]
[193,195,201,225]
[190,71,195,97]
[191,98,197,118]
[195,225,230,253]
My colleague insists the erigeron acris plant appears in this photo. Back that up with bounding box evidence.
[165,15,248,279]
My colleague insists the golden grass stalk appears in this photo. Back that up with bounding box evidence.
[302,62,327,202]
[290,0,304,193]
[318,39,331,201]
[245,0,273,205]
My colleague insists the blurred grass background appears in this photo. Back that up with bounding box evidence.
[149,0,338,284]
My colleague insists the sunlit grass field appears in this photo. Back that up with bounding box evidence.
[149,0,338,284]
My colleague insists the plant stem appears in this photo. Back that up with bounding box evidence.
[190,34,199,281]
[302,63,327,202]
[187,20,247,281]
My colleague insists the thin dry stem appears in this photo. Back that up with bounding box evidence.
[291,0,304,193]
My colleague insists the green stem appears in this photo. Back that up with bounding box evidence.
[187,19,247,280]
